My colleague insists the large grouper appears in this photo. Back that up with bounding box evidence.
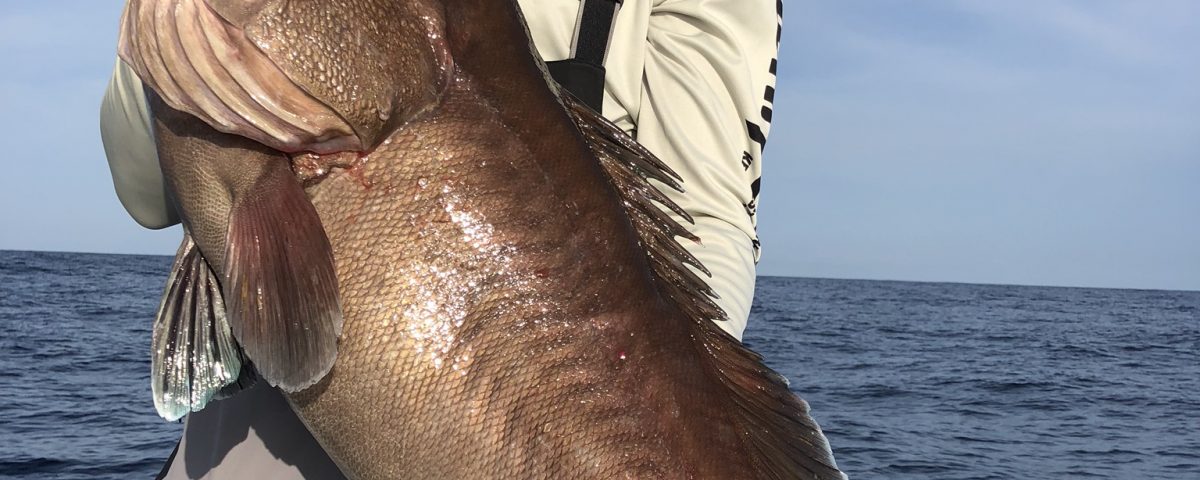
[116,0,845,478]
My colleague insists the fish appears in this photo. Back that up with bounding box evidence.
[117,0,846,478]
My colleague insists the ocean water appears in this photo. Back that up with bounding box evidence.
[1,250,1197,479]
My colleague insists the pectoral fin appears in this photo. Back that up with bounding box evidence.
[221,157,343,393]
[152,234,248,421]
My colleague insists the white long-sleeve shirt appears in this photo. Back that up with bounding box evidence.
[103,2,782,474]
[522,0,780,338]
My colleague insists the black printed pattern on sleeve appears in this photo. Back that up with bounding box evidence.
[742,0,781,258]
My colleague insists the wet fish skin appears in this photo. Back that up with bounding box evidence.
[291,78,707,479]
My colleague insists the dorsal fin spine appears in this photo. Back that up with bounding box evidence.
[564,94,846,479]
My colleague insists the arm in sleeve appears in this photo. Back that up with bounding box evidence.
[100,59,180,229]
[633,0,780,336]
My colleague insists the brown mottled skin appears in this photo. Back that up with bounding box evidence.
[136,0,840,478]
[288,3,743,476]
[293,80,732,478]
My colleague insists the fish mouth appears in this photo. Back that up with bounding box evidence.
[291,151,367,188]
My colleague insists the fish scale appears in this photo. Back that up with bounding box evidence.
[291,78,693,478]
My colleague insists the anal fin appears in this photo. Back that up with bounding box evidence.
[152,234,249,421]
[223,160,342,392]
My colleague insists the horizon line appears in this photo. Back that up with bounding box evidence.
[4,247,1197,295]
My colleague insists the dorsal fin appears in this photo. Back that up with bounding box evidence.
[564,96,846,480]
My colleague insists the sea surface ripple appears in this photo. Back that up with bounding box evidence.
[2,250,1197,479]
[748,276,1200,479]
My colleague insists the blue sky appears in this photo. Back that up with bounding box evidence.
[1,1,1196,291]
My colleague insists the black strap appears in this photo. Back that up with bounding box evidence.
[573,0,622,66]
[547,0,622,113]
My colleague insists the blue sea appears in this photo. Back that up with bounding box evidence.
[1,250,1197,479]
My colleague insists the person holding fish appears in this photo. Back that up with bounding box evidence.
[101,0,814,478]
